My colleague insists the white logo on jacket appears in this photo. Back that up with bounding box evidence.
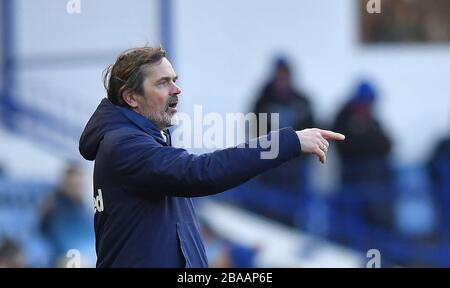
[94,189,104,213]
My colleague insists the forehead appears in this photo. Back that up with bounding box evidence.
[144,57,176,80]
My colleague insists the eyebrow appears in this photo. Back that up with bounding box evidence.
[155,75,178,83]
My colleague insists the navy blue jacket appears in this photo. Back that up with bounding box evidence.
[79,98,302,267]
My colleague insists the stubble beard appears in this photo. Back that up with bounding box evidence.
[147,103,174,131]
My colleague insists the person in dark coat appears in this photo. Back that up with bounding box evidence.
[428,136,450,188]
[428,135,450,240]
[79,47,345,267]
[254,57,314,133]
[332,80,393,230]
[252,57,315,193]
[332,81,392,184]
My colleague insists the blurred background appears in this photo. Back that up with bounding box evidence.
[0,0,450,267]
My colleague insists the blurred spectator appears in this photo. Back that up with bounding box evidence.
[332,80,394,230]
[0,173,54,267]
[0,238,26,268]
[333,81,392,184]
[253,57,315,133]
[428,135,450,186]
[428,134,450,240]
[41,163,95,267]
[201,220,257,268]
[252,57,315,190]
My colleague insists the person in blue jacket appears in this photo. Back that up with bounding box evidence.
[79,47,344,268]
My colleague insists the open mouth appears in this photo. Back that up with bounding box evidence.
[168,101,178,112]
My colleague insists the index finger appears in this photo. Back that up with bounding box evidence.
[320,130,345,141]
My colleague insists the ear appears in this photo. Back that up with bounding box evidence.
[121,89,139,109]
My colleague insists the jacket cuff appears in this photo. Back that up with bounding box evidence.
[279,127,302,158]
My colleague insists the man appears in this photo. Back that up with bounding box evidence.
[332,80,393,232]
[41,164,95,267]
[79,47,344,268]
[253,56,314,133]
[252,56,315,192]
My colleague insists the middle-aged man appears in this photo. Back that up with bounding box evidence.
[79,47,345,268]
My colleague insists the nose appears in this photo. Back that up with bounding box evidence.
[171,82,182,96]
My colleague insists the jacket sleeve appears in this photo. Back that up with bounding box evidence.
[110,127,302,197]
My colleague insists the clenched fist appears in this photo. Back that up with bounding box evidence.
[296,128,345,164]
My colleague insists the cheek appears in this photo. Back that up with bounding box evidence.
[145,89,167,110]
[153,90,169,109]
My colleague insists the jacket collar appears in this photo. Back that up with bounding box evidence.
[116,106,170,146]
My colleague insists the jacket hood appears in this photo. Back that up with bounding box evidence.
[79,98,166,161]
